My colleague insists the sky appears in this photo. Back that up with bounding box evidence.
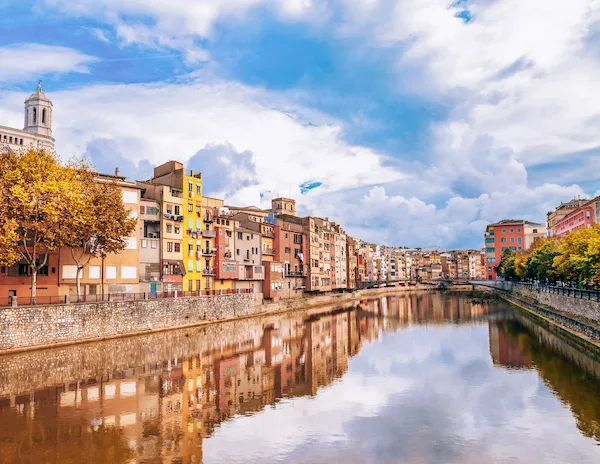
[0,0,599,249]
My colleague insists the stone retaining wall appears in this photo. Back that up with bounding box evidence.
[512,285,600,321]
[0,292,263,352]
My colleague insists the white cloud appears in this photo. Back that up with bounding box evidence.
[0,77,404,209]
[0,43,96,83]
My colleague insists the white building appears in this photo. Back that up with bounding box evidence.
[0,82,55,152]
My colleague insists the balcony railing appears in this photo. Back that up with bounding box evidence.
[203,248,217,256]
[204,268,215,276]
[284,271,306,278]
[201,229,216,238]
[263,247,275,255]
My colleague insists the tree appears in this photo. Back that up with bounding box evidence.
[63,165,136,299]
[554,224,600,289]
[495,248,517,280]
[0,148,81,304]
[526,239,561,283]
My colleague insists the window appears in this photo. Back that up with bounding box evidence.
[188,260,194,272]
[196,205,201,213]
[517,228,521,232]
[489,229,494,236]
[89,266,100,279]
[174,226,180,234]
[226,220,230,226]
[188,204,193,212]
[166,224,172,233]
[518,246,522,250]
[501,238,506,243]
[167,242,173,252]
[502,247,507,251]
[174,205,180,215]
[502,228,506,233]
[174,243,181,253]
[237,232,243,240]
[121,266,137,279]
[151,241,157,249]
[485,238,494,243]
[20,139,23,145]
[106,266,117,279]
[188,218,193,229]
[486,247,495,253]
[510,228,514,232]
[188,181,193,192]
[122,190,138,204]
[236,249,240,255]
[246,250,250,260]
[196,183,201,194]
[141,239,148,248]
[517,237,522,244]
[510,237,514,242]
[19,264,28,276]
[140,206,145,214]
[42,108,46,124]
[33,107,37,124]
[532,229,538,233]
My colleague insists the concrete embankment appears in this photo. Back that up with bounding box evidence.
[0,284,443,354]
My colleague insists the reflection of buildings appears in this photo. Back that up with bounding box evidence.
[488,320,533,369]
[0,294,509,462]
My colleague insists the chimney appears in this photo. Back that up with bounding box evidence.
[190,170,194,176]
[115,167,120,177]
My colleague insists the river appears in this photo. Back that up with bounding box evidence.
[1,292,599,463]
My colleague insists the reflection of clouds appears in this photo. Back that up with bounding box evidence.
[203,324,600,464]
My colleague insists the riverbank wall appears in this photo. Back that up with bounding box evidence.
[0,284,444,353]
[474,282,600,348]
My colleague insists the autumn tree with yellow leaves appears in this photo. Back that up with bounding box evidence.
[0,148,135,303]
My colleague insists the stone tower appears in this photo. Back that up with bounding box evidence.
[24,81,53,138]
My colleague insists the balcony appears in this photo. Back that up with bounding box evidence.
[203,248,217,256]
[204,215,214,223]
[238,264,265,280]
[284,270,306,278]
[201,229,216,238]
[204,268,215,276]
[263,247,275,255]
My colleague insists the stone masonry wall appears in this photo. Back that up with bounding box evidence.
[474,280,600,322]
[0,293,263,352]
[512,285,600,321]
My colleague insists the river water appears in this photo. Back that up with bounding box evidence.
[1,292,600,463]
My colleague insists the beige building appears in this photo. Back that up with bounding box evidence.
[303,216,332,292]
[138,182,185,292]
[233,226,265,292]
[59,172,141,296]
[138,198,162,292]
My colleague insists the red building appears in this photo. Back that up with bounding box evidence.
[0,251,60,304]
[484,219,546,280]
[273,216,306,298]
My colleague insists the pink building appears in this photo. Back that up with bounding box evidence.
[553,196,600,238]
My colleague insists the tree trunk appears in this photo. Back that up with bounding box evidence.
[76,266,82,300]
[31,269,37,305]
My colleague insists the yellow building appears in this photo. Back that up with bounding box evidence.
[150,161,203,292]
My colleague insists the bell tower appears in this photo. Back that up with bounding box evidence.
[24,81,53,138]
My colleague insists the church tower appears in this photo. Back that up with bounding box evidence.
[24,81,53,138]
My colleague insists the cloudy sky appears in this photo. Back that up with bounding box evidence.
[1,0,598,248]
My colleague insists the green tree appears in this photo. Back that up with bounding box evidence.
[495,248,518,280]
[526,239,561,283]
[0,148,81,304]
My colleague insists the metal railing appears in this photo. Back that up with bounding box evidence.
[470,280,600,302]
[0,288,256,307]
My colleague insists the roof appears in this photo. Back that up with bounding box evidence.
[25,83,51,103]
[487,219,544,227]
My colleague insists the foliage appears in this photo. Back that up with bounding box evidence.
[0,148,82,303]
[554,224,600,289]
[514,238,561,283]
[495,248,517,280]
[63,161,136,297]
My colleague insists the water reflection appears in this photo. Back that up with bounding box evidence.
[1,292,600,463]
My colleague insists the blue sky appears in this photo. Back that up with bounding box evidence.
[0,0,598,249]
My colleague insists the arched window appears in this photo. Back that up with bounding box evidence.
[25,109,28,126]
[42,109,46,124]
[9,137,12,144]
[20,138,23,146]
[33,108,37,124]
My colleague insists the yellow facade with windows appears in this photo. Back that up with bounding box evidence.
[183,171,203,292]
